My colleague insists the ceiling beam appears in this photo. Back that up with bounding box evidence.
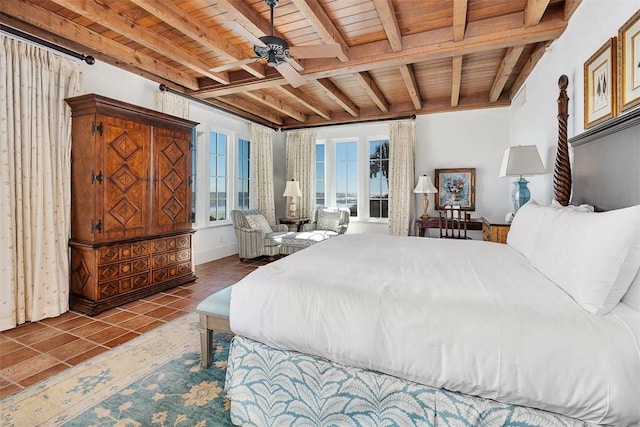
[1,0,200,90]
[524,0,551,27]
[280,97,510,130]
[354,72,389,112]
[244,91,307,122]
[193,11,567,97]
[452,0,468,42]
[316,79,359,117]
[489,46,525,102]
[290,0,349,61]
[372,0,402,52]
[509,41,550,100]
[398,65,422,110]
[276,86,331,120]
[219,95,284,126]
[564,0,583,20]
[451,56,463,107]
[47,0,230,84]
[128,0,265,79]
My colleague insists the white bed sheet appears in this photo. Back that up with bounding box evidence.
[229,233,640,426]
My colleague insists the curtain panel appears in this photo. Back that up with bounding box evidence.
[0,35,82,330]
[249,123,276,225]
[285,129,317,218]
[154,90,189,119]
[388,120,416,236]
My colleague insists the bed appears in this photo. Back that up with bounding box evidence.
[223,77,640,426]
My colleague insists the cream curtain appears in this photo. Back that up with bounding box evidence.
[285,129,317,218]
[388,120,416,236]
[250,123,276,225]
[154,90,189,118]
[0,35,82,331]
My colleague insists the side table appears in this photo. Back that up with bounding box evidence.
[279,217,310,232]
[481,217,511,243]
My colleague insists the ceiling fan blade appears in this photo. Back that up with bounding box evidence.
[288,43,343,59]
[276,62,306,88]
[210,57,259,72]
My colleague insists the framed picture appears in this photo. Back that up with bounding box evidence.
[434,168,476,211]
[584,37,617,129]
[618,9,640,112]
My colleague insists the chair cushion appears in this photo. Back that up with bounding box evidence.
[282,230,336,248]
[265,231,291,246]
[245,214,273,234]
[317,209,343,233]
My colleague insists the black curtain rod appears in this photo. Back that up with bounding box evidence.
[0,23,95,65]
[282,114,417,131]
[160,84,416,132]
[159,84,280,131]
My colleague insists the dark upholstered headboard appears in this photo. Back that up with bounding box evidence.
[554,75,640,211]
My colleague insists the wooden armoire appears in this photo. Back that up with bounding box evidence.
[66,94,198,315]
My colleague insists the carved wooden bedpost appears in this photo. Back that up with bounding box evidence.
[554,75,571,206]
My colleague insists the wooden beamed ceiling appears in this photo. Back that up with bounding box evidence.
[0,0,582,130]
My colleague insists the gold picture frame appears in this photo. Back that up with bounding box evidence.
[584,37,617,129]
[618,9,640,112]
[434,168,476,211]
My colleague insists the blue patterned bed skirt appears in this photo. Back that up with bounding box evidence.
[224,336,595,427]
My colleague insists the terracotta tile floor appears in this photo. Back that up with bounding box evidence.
[0,255,272,398]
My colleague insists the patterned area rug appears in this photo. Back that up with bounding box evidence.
[0,312,234,427]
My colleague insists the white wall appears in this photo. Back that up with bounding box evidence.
[415,108,512,221]
[510,0,640,205]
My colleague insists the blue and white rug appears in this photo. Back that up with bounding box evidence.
[0,312,233,427]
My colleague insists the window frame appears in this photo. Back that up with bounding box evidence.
[192,125,249,229]
[317,133,390,223]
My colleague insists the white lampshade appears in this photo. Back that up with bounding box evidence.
[283,180,302,197]
[413,175,438,194]
[499,145,545,177]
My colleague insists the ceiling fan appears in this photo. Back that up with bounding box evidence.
[210,0,343,88]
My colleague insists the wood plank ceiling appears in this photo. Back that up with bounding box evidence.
[0,0,582,130]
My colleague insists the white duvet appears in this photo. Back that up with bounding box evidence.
[230,233,640,426]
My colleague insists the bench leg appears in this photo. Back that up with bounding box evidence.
[199,314,214,368]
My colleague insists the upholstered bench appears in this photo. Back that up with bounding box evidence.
[280,230,335,255]
[196,286,232,368]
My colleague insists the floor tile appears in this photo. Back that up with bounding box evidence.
[0,254,271,398]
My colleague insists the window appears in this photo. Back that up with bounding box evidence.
[237,138,250,210]
[316,133,389,222]
[209,131,227,222]
[336,141,358,216]
[315,143,325,206]
[369,139,389,219]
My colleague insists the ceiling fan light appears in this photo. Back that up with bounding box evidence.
[267,50,279,67]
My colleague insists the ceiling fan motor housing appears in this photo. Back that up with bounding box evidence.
[255,35,291,66]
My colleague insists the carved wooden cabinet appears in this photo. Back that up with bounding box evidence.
[66,94,198,315]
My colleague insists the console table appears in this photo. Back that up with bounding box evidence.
[279,217,310,232]
[416,217,482,237]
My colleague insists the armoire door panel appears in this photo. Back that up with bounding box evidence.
[97,115,151,241]
[153,127,192,233]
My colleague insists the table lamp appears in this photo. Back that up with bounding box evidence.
[413,175,438,220]
[283,180,302,218]
[499,145,545,211]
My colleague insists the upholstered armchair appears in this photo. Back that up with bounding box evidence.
[231,209,289,260]
[301,206,350,235]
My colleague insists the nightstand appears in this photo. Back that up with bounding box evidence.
[279,217,310,232]
[481,217,511,244]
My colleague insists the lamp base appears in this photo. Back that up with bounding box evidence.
[512,177,531,212]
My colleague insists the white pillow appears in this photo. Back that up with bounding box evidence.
[245,214,273,234]
[529,205,640,315]
[551,199,595,212]
[506,200,553,260]
[621,234,640,311]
